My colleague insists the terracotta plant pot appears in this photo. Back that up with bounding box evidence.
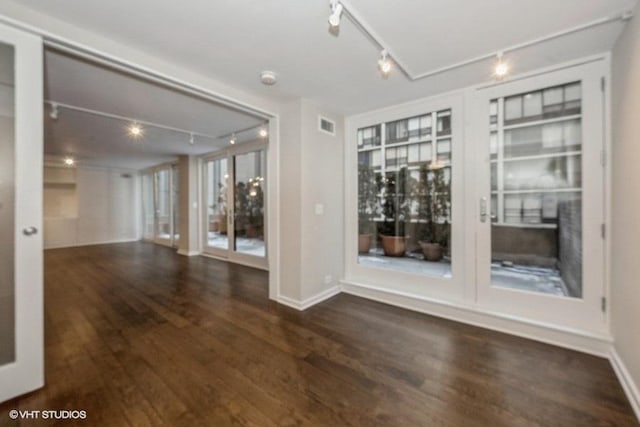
[358,233,373,254]
[381,235,406,257]
[420,242,443,262]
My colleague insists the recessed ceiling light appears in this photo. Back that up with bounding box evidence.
[129,123,143,138]
[63,156,75,166]
[260,70,277,86]
[259,128,268,138]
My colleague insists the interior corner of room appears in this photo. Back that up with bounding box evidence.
[1,0,639,423]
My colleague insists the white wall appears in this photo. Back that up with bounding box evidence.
[44,166,139,248]
[277,98,344,305]
[611,0,640,414]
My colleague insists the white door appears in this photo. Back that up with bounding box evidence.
[473,61,606,333]
[0,23,44,402]
[202,142,268,270]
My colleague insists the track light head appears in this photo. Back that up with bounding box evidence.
[494,52,509,80]
[328,0,344,28]
[50,103,59,120]
[378,50,392,78]
[63,156,75,166]
[189,132,195,145]
[230,133,236,145]
[259,128,268,138]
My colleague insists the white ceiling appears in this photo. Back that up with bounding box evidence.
[14,0,637,115]
[44,49,266,169]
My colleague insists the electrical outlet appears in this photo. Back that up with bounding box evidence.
[324,275,333,285]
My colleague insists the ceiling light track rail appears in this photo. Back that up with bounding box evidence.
[335,0,632,81]
[44,100,268,144]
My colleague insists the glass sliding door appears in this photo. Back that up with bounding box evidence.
[0,23,44,403]
[233,150,266,257]
[172,165,180,245]
[204,157,229,255]
[202,143,268,269]
[140,164,179,247]
[154,168,172,244]
[141,172,154,239]
[475,61,606,332]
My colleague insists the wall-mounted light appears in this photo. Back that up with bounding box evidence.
[328,0,344,28]
[494,52,509,80]
[378,50,392,78]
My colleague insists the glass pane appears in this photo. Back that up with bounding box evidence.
[154,169,171,240]
[234,150,266,257]
[357,125,381,148]
[490,83,583,298]
[172,166,180,244]
[142,173,154,238]
[358,110,452,280]
[0,42,15,365]
[206,158,229,251]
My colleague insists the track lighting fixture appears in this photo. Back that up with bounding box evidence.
[230,133,237,145]
[50,103,59,120]
[378,50,392,78]
[328,0,344,28]
[494,52,509,80]
[129,123,143,138]
[63,156,75,166]
[259,128,268,138]
[189,132,195,145]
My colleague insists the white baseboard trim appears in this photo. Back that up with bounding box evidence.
[177,249,200,256]
[340,279,613,358]
[277,285,341,311]
[44,238,139,250]
[610,347,640,422]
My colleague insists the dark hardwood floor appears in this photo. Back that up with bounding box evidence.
[0,242,637,426]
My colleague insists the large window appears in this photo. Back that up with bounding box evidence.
[357,110,453,278]
[141,164,179,246]
[489,82,584,297]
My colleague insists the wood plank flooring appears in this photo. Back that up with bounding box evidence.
[0,242,637,426]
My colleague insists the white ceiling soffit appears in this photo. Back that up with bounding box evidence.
[345,0,636,79]
[44,49,266,169]
[11,0,639,114]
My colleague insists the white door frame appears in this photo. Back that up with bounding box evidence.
[471,60,607,334]
[0,22,44,403]
[201,140,269,270]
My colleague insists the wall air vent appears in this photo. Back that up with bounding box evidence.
[318,116,336,136]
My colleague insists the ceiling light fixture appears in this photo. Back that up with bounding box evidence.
[494,52,509,80]
[378,50,392,78]
[230,133,237,145]
[50,103,59,120]
[260,70,277,86]
[129,123,143,138]
[63,156,75,166]
[328,0,344,28]
[259,128,268,138]
[189,132,195,145]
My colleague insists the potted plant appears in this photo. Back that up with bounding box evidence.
[415,163,451,262]
[357,164,379,253]
[216,181,228,235]
[234,181,249,236]
[380,167,412,257]
[246,178,264,239]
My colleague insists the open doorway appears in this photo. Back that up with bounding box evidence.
[42,47,271,268]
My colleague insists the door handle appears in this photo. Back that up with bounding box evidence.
[480,197,487,222]
[22,226,38,236]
